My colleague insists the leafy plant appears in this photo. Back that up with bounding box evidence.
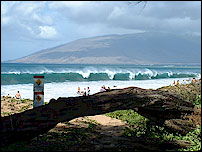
[193,95,201,107]
[178,125,201,151]
[1,112,12,116]
[106,109,201,151]
[106,110,148,137]
[21,99,26,103]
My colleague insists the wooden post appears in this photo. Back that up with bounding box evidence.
[33,76,44,108]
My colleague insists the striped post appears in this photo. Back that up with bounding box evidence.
[33,76,44,108]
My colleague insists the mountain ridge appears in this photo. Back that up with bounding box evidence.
[7,32,201,65]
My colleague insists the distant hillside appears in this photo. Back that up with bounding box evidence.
[7,32,201,64]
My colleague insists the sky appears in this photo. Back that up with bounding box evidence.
[1,1,201,61]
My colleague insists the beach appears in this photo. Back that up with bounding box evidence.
[1,81,201,151]
[1,79,200,117]
[1,77,197,103]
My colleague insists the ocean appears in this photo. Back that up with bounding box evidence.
[1,63,201,102]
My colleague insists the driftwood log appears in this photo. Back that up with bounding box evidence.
[1,87,195,146]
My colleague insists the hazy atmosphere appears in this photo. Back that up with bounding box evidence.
[1,1,201,62]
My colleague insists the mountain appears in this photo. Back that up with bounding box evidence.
[7,32,201,65]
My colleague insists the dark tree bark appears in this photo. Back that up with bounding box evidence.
[1,87,195,146]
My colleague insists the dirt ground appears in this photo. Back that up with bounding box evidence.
[1,96,132,151]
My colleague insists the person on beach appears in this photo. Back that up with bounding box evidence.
[83,88,87,96]
[77,87,80,95]
[15,91,21,99]
[7,94,11,98]
[177,80,179,85]
[192,78,196,84]
[173,80,175,86]
[87,87,90,96]
[100,86,106,92]
[104,87,111,92]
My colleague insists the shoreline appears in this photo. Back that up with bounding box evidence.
[1,80,200,117]
[1,77,199,103]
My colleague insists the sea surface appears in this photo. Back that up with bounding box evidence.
[1,63,201,102]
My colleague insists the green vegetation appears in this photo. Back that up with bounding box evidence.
[105,109,201,151]
[17,104,32,113]
[106,109,148,137]
[193,95,201,107]
[21,99,26,103]
[159,82,201,105]
[106,84,201,151]
[8,99,15,103]
[22,104,32,111]
[105,82,201,151]
[81,117,100,131]
[1,112,12,116]
[175,125,201,151]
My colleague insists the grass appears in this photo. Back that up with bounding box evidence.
[193,95,201,107]
[105,109,201,151]
[1,112,12,116]
[105,82,201,151]
[105,109,148,137]
[158,82,201,104]
[81,117,100,132]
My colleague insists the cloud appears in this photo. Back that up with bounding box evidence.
[48,1,201,35]
[1,16,10,26]
[15,2,44,15]
[1,1,57,41]
[49,1,118,24]
[107,6,127,20]
[141,1,200,19]
[39,26,57,39]
[49,1,89,8]
[2,1,200,43]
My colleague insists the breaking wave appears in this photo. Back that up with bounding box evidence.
[1,71,199,85]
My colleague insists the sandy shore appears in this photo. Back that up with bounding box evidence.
[1,97,33,117]
[1,80,200,115]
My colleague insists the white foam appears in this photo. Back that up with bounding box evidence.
[1,77,193,103]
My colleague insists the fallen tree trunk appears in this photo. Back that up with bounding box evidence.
[1,87,195,146]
